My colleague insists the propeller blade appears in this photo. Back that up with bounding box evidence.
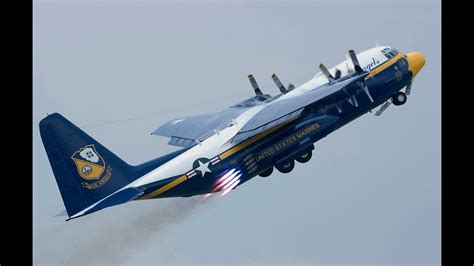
[359,81,374,102]
[319,63,335,82]
[375,99,392,116]
[271,74,288,94]
[347,95,358,107]
[345,59,354,74]
[248,74,263,96]
[287,83,295,91]
[348,50,363,72]
[351,95,359,107]
[334,68,342,79]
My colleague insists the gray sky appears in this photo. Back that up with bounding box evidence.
[33,1,441,265]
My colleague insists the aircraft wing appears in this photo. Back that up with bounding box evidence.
[152,108,248,147]
[232,72,369,143]
[153,71,368,147]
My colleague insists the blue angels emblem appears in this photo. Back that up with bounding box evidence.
[71,144,112,189]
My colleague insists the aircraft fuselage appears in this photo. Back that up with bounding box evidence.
[50,46,425,220]
[136,47,418,200]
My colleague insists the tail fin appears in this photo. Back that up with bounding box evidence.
[40,113,148,217]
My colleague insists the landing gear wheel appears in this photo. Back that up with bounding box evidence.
[259,167,273,177]
[392,91,407,106]
[276,160,295,174]
[296,151,312,163]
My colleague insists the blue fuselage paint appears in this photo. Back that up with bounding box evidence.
[138,55,413,198]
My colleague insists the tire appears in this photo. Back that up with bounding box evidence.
[276,160,295,174]
[296,151,312,163]
[259,167,273,177]
[392,91,407,106]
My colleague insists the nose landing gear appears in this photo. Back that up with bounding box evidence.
[375,90,409,116]
[392,91,407,106]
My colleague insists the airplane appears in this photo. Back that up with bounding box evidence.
[39,44,425,220]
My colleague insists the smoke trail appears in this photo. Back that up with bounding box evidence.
[60,196,208,265]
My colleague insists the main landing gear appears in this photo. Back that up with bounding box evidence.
[259,150,314,177]
[295,151,312,163]
[259,166,273,177]
[276,160,295,174]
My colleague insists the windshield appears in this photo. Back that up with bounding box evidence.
[381,47,399,59]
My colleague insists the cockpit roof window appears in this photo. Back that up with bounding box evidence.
[382,48,399,59]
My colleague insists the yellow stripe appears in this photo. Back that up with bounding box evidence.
[219,116,299,160]
[365,53,404,80]
[139,175,188,200]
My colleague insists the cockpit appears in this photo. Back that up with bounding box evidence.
[381,47,399,59]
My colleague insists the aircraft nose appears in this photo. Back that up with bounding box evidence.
[406,51,425,77]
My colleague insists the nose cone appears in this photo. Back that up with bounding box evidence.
[406,52,425,77]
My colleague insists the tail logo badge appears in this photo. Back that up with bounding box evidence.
[71,144,112,189]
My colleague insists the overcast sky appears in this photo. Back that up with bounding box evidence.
[33,1,440,265]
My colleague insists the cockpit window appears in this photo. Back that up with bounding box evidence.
[382,48,399,59]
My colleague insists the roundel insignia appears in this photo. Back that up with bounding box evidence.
[192,157,213,177]
[71,144,106,180]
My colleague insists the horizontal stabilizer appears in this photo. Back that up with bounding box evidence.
[55,210,68,217]
[68,187,144,220]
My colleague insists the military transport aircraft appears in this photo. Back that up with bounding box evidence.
[40,45,425,220]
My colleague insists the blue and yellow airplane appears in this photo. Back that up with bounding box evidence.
[40,45,425,220]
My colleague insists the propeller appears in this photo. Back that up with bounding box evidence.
[347,50,375,105]
[319,65,341,82]
[320,63,336,82]
[271,74,289,94]
[319,49,371,110]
